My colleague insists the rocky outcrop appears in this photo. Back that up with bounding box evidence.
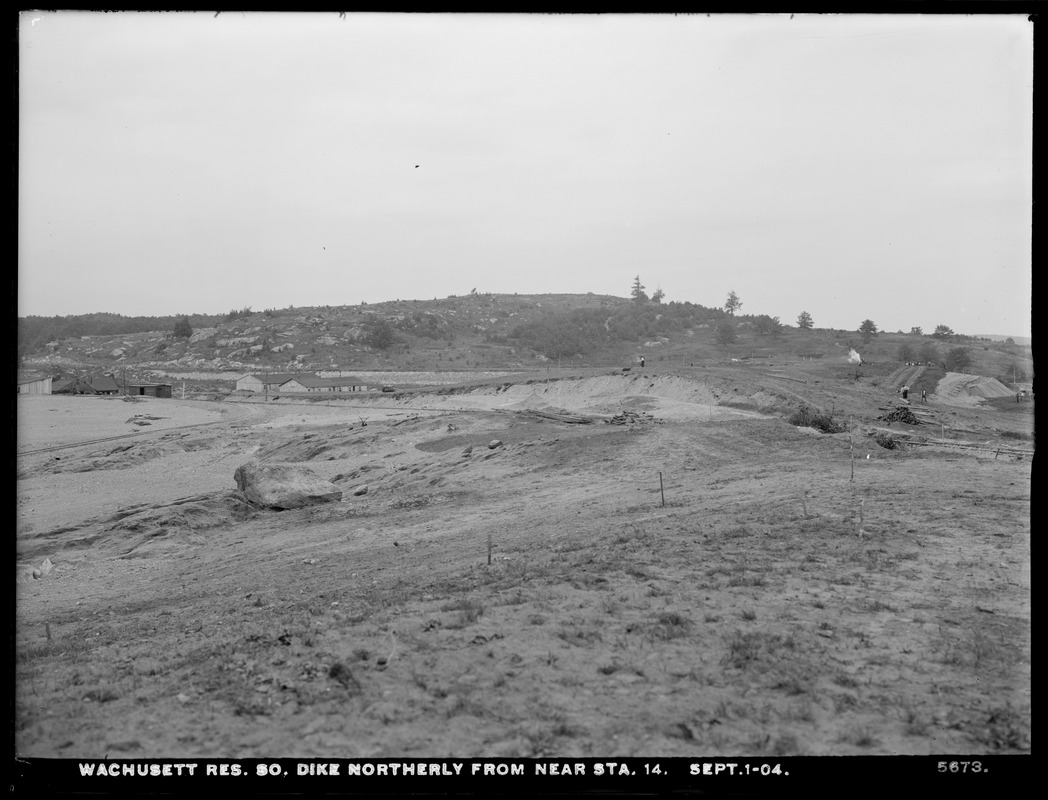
[233,461,342,510]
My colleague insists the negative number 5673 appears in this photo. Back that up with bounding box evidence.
[938,762,984,773]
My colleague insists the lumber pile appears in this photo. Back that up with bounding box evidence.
[524,409,594,424]
[880,407,921,425]
[605,410,660,426]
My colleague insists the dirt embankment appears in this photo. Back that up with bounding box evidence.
[933,373,1016,408]
[15,368,1031,764]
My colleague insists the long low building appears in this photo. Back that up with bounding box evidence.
[236,372,368,393]
[235,373,300,393]
[279,374,368,393]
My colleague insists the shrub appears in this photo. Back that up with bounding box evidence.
[788,406,845,433]
[172,316,193,339]
[874,433,900,449]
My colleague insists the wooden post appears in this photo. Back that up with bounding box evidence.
[659,472,665,507]
[487,532,492,566]
[850,434,855,482]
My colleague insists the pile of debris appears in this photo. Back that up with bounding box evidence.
[524,409,594,424]
[125,414,165,426]
[880,407,921,425]
[605,410,661,426]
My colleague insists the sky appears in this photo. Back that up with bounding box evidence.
[18,12,1033,338]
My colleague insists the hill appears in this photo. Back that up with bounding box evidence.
[18,293,1034,392]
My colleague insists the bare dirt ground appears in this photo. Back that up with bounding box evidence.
[14,364,1031,761]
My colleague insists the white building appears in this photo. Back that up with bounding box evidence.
[235,373,301,393]
[17,375,52,395]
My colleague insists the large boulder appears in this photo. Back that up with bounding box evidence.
[234,461,342,510]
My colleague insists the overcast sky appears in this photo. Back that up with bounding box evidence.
[18,12,1032,337]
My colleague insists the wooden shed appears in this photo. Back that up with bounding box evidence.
[17,375,52,395]
[126,383,173,398]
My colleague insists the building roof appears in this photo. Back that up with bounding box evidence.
[279,374,334,388]
[88,375,121,392]
[327,376,365,386]
[17,375,50,385]
[243,372,303,384]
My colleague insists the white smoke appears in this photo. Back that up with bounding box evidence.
[847,349,862,364]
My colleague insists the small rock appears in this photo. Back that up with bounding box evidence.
[353,485,368,496]
[488,439,503,449]
[40,558,54,576]
[462,445,473,457]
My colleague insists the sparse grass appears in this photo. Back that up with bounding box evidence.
[976,704,1030,752]
[768,667,813,696]
[832,693,860,713]
[862,598,898,613]
[650,611,692,640]
[17,638,92,664]
[722,629,794,668]
[740,610,757,622]
[556,625,603,646]
[901,706,930,736]
[440,597,485,628]
[728,572,767,588]
[840,724,880,748]
[444,693,487,719]
[785,702,816,723]
[833,671,860,689]
[771,733,800,756]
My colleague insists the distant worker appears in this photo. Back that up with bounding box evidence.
[1017,391,1022,404]
[921,389,927,403]
[901,386,909,401]
[640,357,645,368]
